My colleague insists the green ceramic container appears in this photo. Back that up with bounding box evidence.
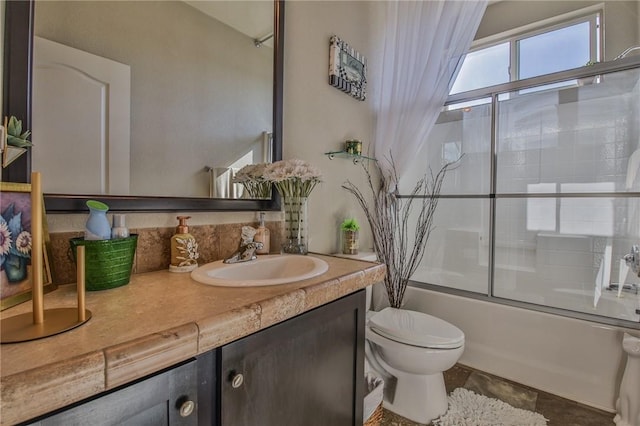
[69,235,138,291]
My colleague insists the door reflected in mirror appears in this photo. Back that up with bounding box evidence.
[32,1,275,199]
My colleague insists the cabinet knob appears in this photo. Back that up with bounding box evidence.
[231,372,244,389]
[179,400,195,417]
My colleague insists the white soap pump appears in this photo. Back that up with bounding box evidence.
[254,212,270,255]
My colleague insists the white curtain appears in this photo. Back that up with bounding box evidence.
[370,0,488,181]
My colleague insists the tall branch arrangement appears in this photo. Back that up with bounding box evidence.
[342,158,454,308]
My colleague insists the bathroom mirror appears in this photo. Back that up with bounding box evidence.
[2,0,284,212]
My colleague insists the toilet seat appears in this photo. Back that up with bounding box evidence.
[368,307,464,349]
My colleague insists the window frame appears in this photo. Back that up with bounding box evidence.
[450,7,603,95]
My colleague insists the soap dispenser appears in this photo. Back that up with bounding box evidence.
[170,216,200,272]
[254,212,270,254]
[111,214,129,239]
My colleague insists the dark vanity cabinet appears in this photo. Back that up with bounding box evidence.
[26,360,199,425]
[217,290,366,426]
[22,290,365,426]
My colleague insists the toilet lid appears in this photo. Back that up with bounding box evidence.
[368,307,464,349]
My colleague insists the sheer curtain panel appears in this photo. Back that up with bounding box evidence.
[370,0,488,182]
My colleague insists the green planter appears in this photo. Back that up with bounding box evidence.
[342,230,359,255]
[69,235,137,291]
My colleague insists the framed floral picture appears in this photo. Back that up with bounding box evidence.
[0,181,54,310]
[329,35,367,101]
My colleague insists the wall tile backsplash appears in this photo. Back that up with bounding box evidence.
[49,221,283,285]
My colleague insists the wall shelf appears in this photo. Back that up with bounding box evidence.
[324,151,376,164]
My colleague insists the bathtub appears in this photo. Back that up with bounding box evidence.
[552,287,639,322]
[396,284,638,412]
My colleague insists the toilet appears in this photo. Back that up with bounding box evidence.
[365,289,465,424]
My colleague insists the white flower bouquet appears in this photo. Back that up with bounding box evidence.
[262,159,322,198]
[233,163,272,199]
[263,159,322,254]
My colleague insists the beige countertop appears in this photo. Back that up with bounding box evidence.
[0,254,385,425]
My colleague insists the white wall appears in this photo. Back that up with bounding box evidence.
[283,1,375,254]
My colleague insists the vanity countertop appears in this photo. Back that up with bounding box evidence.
[0,254,385,425]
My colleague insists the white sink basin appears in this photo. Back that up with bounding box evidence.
[190,254,329,287]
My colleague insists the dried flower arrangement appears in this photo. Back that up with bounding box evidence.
[342,158,455,308]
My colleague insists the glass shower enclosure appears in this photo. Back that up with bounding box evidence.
[405,56,640,326]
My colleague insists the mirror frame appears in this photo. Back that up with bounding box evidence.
[2,0,284,212]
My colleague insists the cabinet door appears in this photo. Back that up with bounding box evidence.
[197,349,217,425]
[29,360,198,426]
[220,290,365,426]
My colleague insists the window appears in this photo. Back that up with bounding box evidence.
[450,13,601,95]
[449,42,510,94]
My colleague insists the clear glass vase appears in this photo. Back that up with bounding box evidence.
[282,196,308,254]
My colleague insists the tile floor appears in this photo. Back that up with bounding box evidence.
[378,364,616,426]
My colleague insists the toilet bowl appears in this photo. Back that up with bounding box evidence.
[365,307,465,424]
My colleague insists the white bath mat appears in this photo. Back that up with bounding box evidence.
[433,388,549,426]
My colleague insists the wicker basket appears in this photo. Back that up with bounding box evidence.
[69,235,137,291]
[364,372,384,425]
[364,402,383,426]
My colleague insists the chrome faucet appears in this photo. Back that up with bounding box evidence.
[224,241,264,264]
[223,225,263,264]
[624,245,640,278]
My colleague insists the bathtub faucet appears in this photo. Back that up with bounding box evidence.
[623,245,640,277]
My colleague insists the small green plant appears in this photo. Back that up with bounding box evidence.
[340,218,360,232]
[6,116,32,148]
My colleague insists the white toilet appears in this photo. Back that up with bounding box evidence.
[365,297,465,423]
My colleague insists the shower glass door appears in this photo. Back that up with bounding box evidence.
[407,63,640,326]
[493,67,640,323]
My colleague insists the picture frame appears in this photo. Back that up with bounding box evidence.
[1,181,54,310]
[329,35,367,101]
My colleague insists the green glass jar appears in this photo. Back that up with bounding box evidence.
[345,140,362,155]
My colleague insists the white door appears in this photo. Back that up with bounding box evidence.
[32,36,131,195]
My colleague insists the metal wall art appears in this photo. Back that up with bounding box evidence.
[329,35,367,101]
